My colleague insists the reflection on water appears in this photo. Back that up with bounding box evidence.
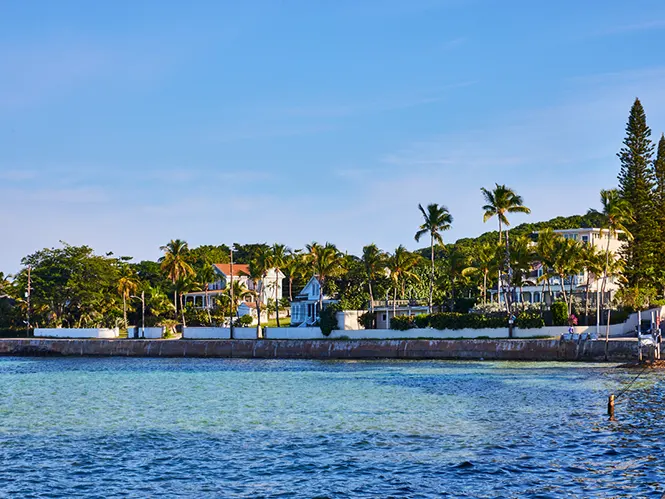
[0,358,662,498]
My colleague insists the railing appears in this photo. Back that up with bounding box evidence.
[368,299,427,308]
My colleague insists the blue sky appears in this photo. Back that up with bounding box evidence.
[2,0,665,271]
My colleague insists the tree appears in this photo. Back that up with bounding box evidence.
[653,133,665,293]
[415,203,453,314]
[387,246,421,317]
[248,246,271,338]
[159,239,195,321]
[196,264,216,325]
[117,274,139,329]
[550,237,583,315]
[269,243,288,327]
[361,244,388,312]
[587,189,633,310]
[466,242,498,305]
[617,98,656,288]
[509,235,534,309]
[481,184,531,312]
[306,242,344,313]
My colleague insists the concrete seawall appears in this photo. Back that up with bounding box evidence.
[0,338,637,361]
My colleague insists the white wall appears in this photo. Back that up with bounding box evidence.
[336,310,364,330]
[265,327,325,339]
[34,328,119,338]
[183,327,231,339]
[233,327,259,339]
[127,327,164,339]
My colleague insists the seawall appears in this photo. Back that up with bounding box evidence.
[0,338,637,361]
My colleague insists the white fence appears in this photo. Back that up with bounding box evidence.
[34,328,119,339]
[127,327,164,339]
[182,327,260,339]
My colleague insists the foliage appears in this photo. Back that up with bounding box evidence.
[359,311,375,329]
[515,311,544,329]
[550,302,568,326]
[234,314,253,327]
[390,312,506,330]
[318,303,341,336]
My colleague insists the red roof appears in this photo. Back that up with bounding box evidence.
[213,263,250,277]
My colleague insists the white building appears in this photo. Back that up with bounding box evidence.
[290,276,338,326]
[490,228,625,305]
[183,263,285,313]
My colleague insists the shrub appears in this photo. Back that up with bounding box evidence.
[550,302,568,326]
[515,311,544,329]
[319,304,341,336]
[233,315,253,327]
[414,314,430,328]
[429,312,506,330]
[609,309,630,325]
[359,311,375,329]
[390,315,414,330]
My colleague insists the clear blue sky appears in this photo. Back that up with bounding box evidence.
[2,0,665,271]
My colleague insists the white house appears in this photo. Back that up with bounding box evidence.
[290,276,338,326]
[490,228,625,305]
[369,300,429,329]
[183,263,285,313]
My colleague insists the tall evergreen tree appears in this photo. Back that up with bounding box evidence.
[616,98,656,288]
[653,133,665,293]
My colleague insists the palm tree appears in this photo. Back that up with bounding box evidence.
[414,203,453,314]
[481,184,531,311]
[159,239,195,320]
[509,235,535,309]
[269,243,289,327]
[387,246,422,318]
[117,274,139,329]
[581,244,603,325]
[535,228,558,308]
[176,274,198,328]
[588,189,634,308]
[550,237,583,315]
[196,264,216,325]
[361,244,388,312]
[467,242,498,305]
[248,246,271,338]
[282,250,304,301]
[306,242,344,313]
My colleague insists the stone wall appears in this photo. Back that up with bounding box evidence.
[0,338,637,362]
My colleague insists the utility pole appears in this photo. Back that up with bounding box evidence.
[26,265,32,337]
[229,246,234,340]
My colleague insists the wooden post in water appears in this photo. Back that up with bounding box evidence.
[607,394,615,420]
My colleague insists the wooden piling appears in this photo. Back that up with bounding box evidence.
[608,394,615,420]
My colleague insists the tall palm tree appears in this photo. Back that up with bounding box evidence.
[282,250,304,301]
[117,274,139,329]
[306,242,344,312]
[176,274,198,328]
[361,244,388,312]
[269,243,289,327]
[550,237,583,315]
[248,246,271,338]
[581,244,603,325]
[481,184,531,311]
[414,203,453,314]
[467,242,499,305]
[509,235,535,308]
[197,264,216,325]
[588,189,634,307]
[159,239,195,319]
[387,246,422,318]
[535,228,558,308]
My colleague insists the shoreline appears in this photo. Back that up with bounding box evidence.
[0,338,637,362]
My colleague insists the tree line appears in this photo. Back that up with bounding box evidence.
[0,98,662,334]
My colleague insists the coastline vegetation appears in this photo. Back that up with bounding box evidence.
[1,98,664,336]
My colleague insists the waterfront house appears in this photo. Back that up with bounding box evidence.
[183,263,285,318]
[489,227,624,305]
[290,276,338,326]
[367,299,429,329]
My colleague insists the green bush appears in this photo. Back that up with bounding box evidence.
[609,310,630,325]
[550,302,568,326]
[414,314,430,328]
[390,315,414,330]
[515,311,544,329]
[233,315,253,327]
[390,312,506,331]
[319,304,341,336]
[359,311,375,329]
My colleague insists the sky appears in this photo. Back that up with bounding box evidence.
[2,0,665,272]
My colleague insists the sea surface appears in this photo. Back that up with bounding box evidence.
[0,357,663,498]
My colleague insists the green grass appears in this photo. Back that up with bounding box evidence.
[264,317,291,328]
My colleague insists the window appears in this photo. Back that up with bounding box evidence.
[582,235,589,244]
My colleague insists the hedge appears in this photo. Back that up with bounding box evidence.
[390,313,507,331]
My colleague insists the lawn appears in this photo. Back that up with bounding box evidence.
[264,317,291,328]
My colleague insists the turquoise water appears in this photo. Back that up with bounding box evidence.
[0,358,663,498]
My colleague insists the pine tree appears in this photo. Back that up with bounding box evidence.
[653,133,665,293]
[617,98,656,288]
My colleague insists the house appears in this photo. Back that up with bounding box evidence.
[368,299,429,329]
[489,228,625,305]
[290,276,338,326]
[183,263,285,315]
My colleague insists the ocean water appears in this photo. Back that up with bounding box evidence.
[0,357,663,498]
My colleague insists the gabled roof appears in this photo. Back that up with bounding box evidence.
[213,263,250,277]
